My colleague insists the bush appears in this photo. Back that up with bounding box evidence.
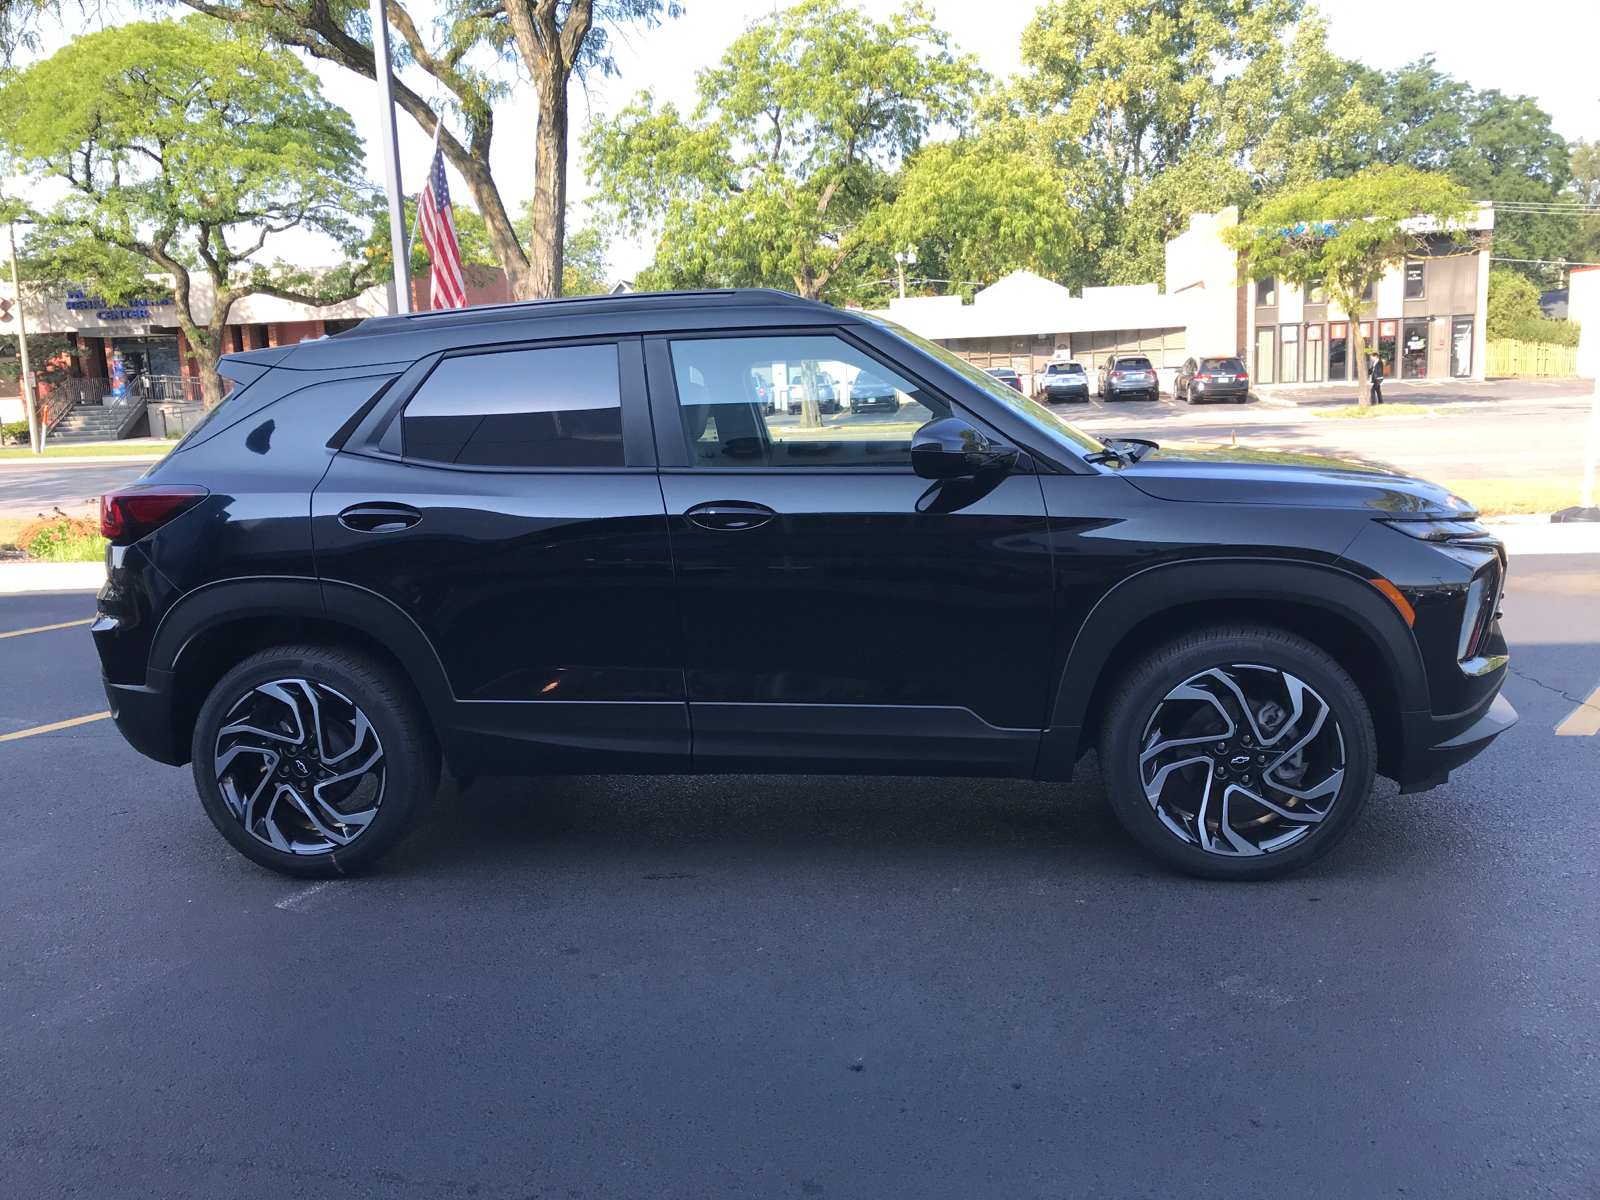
[1,419,29,445]
[1487,269,1581,346]
[17,517,106,562]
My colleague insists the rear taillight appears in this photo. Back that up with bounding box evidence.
[1239,374,1249,383]
[1196,373,1212,380]
[100,486,209,545]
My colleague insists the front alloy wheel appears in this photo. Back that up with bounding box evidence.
[1138,665,1344,857]
[1099,627,1376,880]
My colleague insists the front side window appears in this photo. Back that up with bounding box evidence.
[402,344,623,468]
[668,334,949,469]
[869,317,1106,457]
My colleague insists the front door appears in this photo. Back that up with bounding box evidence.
[313,336,687,772]
[648,331,1055,775]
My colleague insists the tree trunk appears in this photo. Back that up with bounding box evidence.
[1351,322,1371,408]
[799,358,822,430]
[526,73,569,299]
[191,333,225,409]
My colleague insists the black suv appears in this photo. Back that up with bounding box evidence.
[93,290,1515,882]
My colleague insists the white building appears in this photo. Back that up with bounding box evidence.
[876,203,1496,393]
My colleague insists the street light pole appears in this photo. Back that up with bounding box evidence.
[7,222,39,455]
[893,247,917,300]
[370,0,412,315]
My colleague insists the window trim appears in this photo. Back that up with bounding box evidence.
[345,334,655,472]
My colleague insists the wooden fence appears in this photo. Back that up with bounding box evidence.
[1486,339,1579,377]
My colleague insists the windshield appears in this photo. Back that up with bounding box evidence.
[866,316,1106,457]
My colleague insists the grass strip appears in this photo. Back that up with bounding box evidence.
[1433,478,1583,517]
[0,443,171,459]
[1311,404,1434,419]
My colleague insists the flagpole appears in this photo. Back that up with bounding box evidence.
[370,0,412,315]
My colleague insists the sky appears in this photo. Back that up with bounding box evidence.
[11,0,1600,281]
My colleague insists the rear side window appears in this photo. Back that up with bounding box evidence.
[1200,357,1245,372]
[401,344,623,467]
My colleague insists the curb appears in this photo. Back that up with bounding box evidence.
[0,562,107,594]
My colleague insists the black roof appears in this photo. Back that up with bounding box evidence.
[343,288,833,339]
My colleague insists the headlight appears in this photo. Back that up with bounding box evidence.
[1378,518,1495,544]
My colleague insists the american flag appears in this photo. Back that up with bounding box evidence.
[417,146,466,309]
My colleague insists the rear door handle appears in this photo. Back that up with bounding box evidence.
[684,501,776,531]
[338,502,423,533]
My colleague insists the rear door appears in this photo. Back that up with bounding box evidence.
[646,329,1055,775]
[313,336,687,772]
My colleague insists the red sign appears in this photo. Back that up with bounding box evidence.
[1306,324,1323,341]
[1359,322,1372,340]
[1378,319,1398,337]
[1330,323,1348,339]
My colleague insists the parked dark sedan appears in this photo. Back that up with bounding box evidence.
[1097,354,1160,400]
[93,288,1515,883]
[1176,356,1250,403]
[1037,359,1090,402]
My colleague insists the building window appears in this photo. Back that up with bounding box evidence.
[1255,327,1275,384]
[1403,261,1425,300]
[1307,277,1326,305]
[1256,277,1276,307]
[1401,317,1429,378]
[1279,324,1299,384]
[1304,324,1323,382]
[1361,280,1375,303]
[1328,322,1348,381]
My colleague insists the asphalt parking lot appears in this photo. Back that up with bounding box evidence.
[2,555,1598,1198]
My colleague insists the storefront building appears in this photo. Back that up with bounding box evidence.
[878,204,1494,393]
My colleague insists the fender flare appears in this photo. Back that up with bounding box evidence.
[150,575,456,725]
[1047,556,1429,739]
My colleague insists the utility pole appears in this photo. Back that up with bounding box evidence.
[7,222,39,454]
[370,0,412,314]
[893,247,917,299]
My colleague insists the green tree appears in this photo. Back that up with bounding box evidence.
[867,140,1077,301]
[0,18,373,408]
[1099,154,1254,285]
[177,0,678,299]
[0,332,79,387]
[585,0,982,308]
[1486,267,1580,347]
[1366,57,1574,278]
[561,225,611,296]
[1564,140,1600,268]
[1228,167,1474,406]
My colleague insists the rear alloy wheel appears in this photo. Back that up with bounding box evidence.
[192,646,439,878]
[1098,627,1375,880]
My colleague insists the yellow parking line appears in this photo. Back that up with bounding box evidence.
[0,618,94,640]
[1555,686,1600,737]
[0,711,111,741]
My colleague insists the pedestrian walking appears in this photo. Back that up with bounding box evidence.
[1368,353,1384,405]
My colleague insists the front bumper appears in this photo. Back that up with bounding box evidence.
[1396,692,1518,794]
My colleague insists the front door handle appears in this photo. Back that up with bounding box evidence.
[684,501,776,531]
[338,502,423,533]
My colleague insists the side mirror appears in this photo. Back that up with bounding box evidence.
[911,418,1018,480]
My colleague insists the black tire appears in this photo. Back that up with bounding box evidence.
[191,644,440,878]
[1097,626,1376,881]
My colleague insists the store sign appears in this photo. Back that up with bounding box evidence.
[64,289,175,322]
[1378,319,1398,338]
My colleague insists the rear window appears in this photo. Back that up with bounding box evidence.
[984,367,1017,376]
[1045,362,1084,375]
[1114,358,1152,370]
[1200,358,1245,372]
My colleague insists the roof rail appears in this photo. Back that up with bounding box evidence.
[342,287,832,338]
